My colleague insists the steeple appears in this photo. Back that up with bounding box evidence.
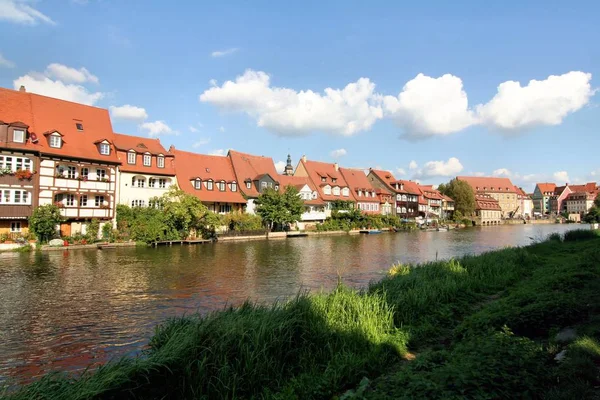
[284,154,294,176]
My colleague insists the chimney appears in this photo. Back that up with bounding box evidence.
[19,85,26,92]
[334,162,339,171]
[169,144,175,153]
[301,155,307,163]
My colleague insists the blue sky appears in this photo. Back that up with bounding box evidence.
[1,0,598,191]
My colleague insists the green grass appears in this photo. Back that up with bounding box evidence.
[3,229,600,399]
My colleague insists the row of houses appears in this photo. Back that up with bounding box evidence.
[532,182,599,221]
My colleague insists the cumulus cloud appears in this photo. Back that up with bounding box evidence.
[477,72,594,132]
[189,126,199,133]
[200,69,383,136]
[0,52,15,68]
[13,73,103,105]
[211,48,238,58]
[492,168,512,177]
[192,138,210,148]
[409,160,418,170]
[140,121,176,137]
[109,105,148,122]
[45,63,99,84]
[473,172,485,177]
[330,148,347,158]
[275,161,286,173]
[553,171,570,183]
[396,168,406,176]
[0,0,55,25]
[383,73,476,139]
[209,149,228,156]
[412,157,463,179]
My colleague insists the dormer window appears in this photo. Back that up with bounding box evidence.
[143,153,151,166]
[194,179,202,190]
[100,143,110,155]
[49,135,62,148]
[231,182,237,192]
[332,178,337,183]
[76,123,84,131]
[321,177,326,182]
[246,181,251,189]
[13,129,25,143]
[275,185,279,190]
[127,151,136,164]
[218,181,226,191]
[157,156,164,168]
[207,180,214,191]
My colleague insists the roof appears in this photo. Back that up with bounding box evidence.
[228,150,279,198]
[339,168,379,203]
[368,169,421,195]
[475,194,502,211]
[418,185,445,201]
[514,186,528,197]
[568,182,597,193]
[536,183,556,194]
[299,159,355,202]
[278,174,326,206]
[457,176,516,193]
[0,87,119,164]
[171,149,246,204]
[113,133,175,175]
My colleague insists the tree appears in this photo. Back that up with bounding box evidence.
[255,185,304,231]
[29,204,63,243]
[439,178,476,216]
[595,193,600,209]
[584,207,600,224]
[160,187,214,239]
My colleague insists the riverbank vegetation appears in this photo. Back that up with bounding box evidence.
[315,200,416,232]
[3,229,600,399]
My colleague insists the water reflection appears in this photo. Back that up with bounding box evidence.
[0,224,582,383]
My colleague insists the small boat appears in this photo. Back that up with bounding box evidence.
[359,230,382,234]
[437,227,448,232]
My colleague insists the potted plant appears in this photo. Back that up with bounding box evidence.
[55,172,65,178]
[15,169,34,181]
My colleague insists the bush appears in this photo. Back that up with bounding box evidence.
[222,212,263,231]
[563,229,599,242]
[86,218,100,241]
[28,204,63,243]
[101,223,112,240]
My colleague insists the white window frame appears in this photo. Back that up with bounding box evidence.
[149,178,157,188]
[66,194,75,207]
[127,151,136,164]
[0,156,33,172]
[143,154,151,166]
[13,129,25,143]
[100,143,110,156]
[219,181,226,192]
[207,180,214,190]
[49,135,62,148]
[95,195,105,207]
[159,178,166,188]
[342,187,349,197]
[10,221,22,233]
[96,169,107,180]
[231,182,237,192]
[194,179,202,189]
[323,186,332,195]
[157,156,164,168]
[246,181,251,189]
[333,187,341,196]
[66,166,76,179]
[80,195,88,207]
[80,167,89,179]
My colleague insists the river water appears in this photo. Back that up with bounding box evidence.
[0,224,582,383]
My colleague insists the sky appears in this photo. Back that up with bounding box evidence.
[1,0,599,192]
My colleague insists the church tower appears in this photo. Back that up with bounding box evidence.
[283,154,294,176]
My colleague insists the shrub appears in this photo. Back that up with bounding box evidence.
[28,204,63,243]
[563,229,599,242]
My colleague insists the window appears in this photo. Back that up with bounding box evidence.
[219,204,232,213]
[342,187,349,197]
[80,195,88,207]
[358,191,362,197]
[149,178,157,188]
[136,178,145,188]
[332,178,337,183]
[1,156,32,172]
[219,181,226,191]
[10,221,21,233]
[95,195,105,207]
[321,177,326,182]
[80,167,89,179]
[49,135,62,148]
[231,182,237,192]
[66,194,75,207]
[159,178,166,188]
[246,181,251,189]
[96,169,106,180]
[157,156,164,168]
[76,123,84,131]
[333,187,340,196]
[13,129,25,143]
[127,152,136,164]
[131,200,145,207]
[323,186,332,195]
[261,182,267,190]
[207,180,214,190]
[194,179,202,189]
[275,185,279,190]
[66,166,76,179]
[100,143,110,155]
[143,154,151,166]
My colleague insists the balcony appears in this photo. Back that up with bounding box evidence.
[301,210,327,221]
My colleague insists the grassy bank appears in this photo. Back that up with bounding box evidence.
[2,230,600,399]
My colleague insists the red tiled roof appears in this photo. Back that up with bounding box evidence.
[368,169,421,195]
[339,168,379,204]
[536,183,556,194]
[0,87,119,163]
[228,150,279,198]
[299,159,355,202]
[569,182,597,193]
[278,174,326,206]
[475,194,502,210]
[458,176,516,193]
[514,186,527,197]
[171,149,246,204]
[113,133,175,176]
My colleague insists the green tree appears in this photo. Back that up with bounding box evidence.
[255,185,304,231]
[29,204,63,243]
[584,207,600,224]
[439,178,476,216]
[160,187,214,239]
[595,193,600,208]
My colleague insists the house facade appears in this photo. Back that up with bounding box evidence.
[339,168,380,214]
[474,194,502,225]
[1,87,118,237]
[114,133,176,207]
[294,156,355,215]
[441,194,455,220]
[457,176,518,218]
[367,169,420,219]
[376,189,394,216]
[514,186,534,218]
[171,148,245,213]
[565,190,598,221]
[279,174,327,228]
[532,183,556,215]
[550,183,597,215]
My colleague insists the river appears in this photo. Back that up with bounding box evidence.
[0,224,583,383]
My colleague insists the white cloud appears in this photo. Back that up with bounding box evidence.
[553,171,570,183]
[192,138,210,148]
[109,105,148,122]
[0,52,15,68]
[492,168,512,177]
[209,79,218,87]
[211,48,239,58]
[200,69,383,136]
[396,168,406,176]
[275,161,286,173]
[330,148,347,158]
[209,149,228,156]
[45,63,99,84]
[476,71,594,132]
[13,74,103,105]
[412,157,463,179]
[408,160,418,170]
[473,172,486,177]
[0,0,55,25]
[219,126,225,132]
[189,126,199,133]
[140,121,176,137]
[383,73,476,140]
